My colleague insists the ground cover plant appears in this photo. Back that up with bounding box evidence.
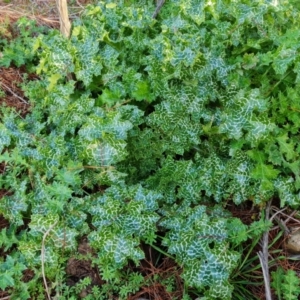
[1,0,300,299]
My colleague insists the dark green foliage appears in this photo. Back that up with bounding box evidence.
[1,0,300,299]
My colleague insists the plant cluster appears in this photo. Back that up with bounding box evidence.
[1,0,300,299]
[272,267,300,300]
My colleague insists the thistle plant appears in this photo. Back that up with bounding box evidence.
[1,0,300,299]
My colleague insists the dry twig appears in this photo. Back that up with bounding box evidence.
[258,200,272,300]
[270,207,300,234]
[152,0,165,19]
[41,220,59,300]
[270,206,288,222]
[0,81,28,105]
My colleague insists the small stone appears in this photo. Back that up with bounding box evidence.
[286,228,300,253]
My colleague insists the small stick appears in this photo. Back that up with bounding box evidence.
[270,206,287,222]
[257,201,272,300]
[258,251,272,300]
[275,209,299,225]
[273,216,290,235]
[56,0,71,38]
[76,0,84,9]
[41,220,59,300]
[0,81,28,105]
[152,0,165,19]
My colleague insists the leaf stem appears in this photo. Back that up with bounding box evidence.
[264,70,292,97]
[257,200,272,300]
[149,243,175,260]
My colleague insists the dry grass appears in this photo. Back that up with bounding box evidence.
[0,0,96,28]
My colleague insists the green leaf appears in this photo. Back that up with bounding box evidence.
[97,88,121,107]
[247,150,279,187]
[275,177,300,207]
[271,267,284,300]
[0,272,15,290]
[0,227,19,251]
[242,53,258,70]
[251,163,279,181]
[47,73,61,92]
[106,3,117,9]
[227,218,248,245]
[0,255,26,290]
[276,134,296,161]
[131,80,153,102]
[281,270,300,300]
